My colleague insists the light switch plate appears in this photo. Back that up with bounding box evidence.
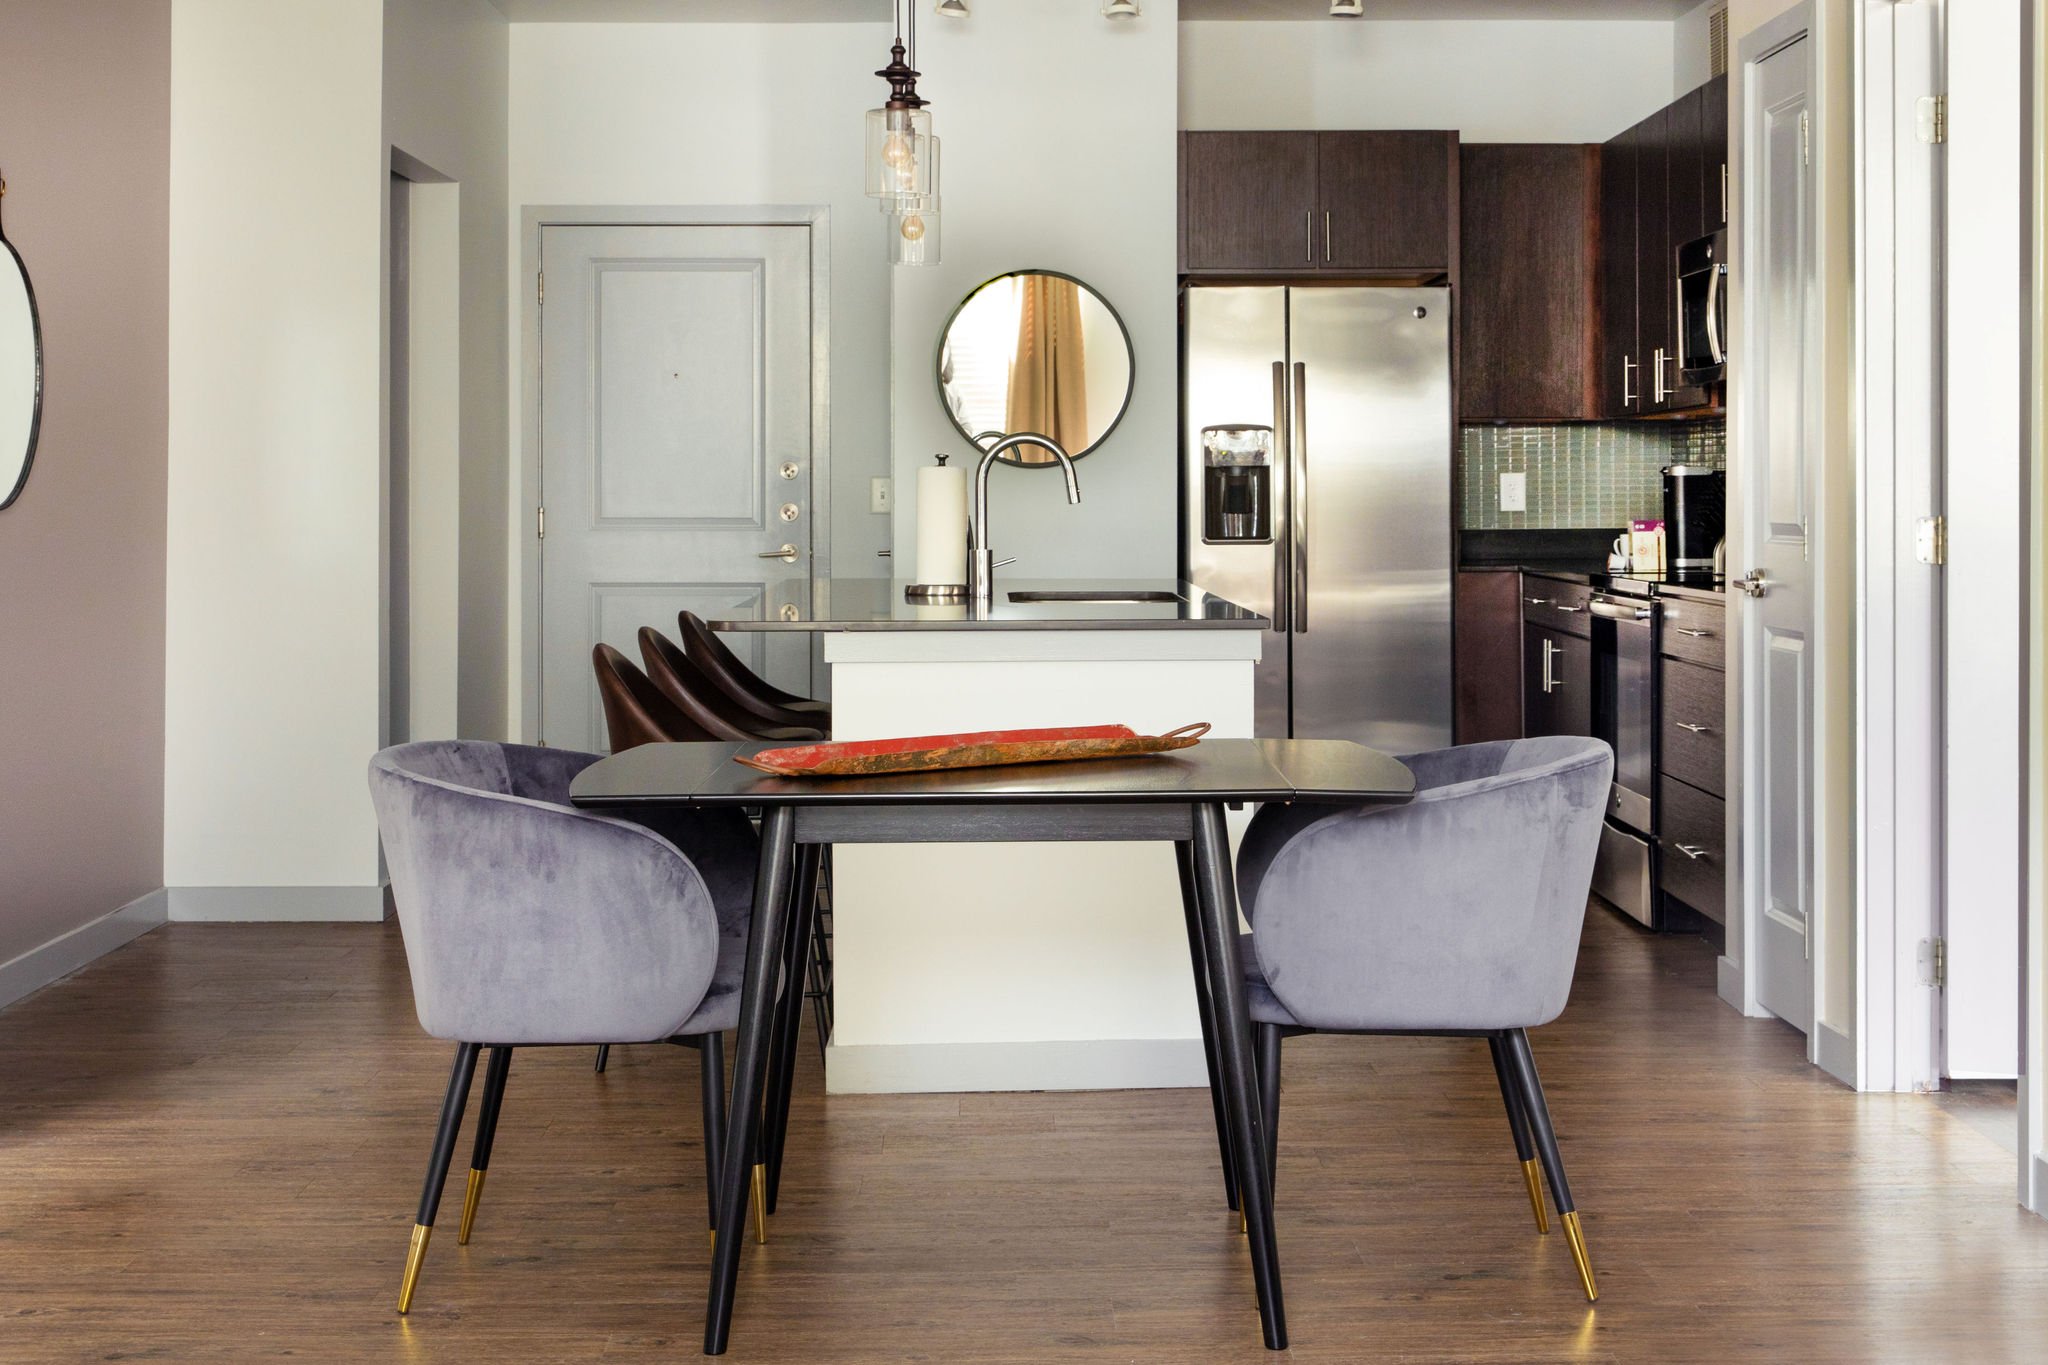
[870,476,893,514]
[1499,471,1526,513]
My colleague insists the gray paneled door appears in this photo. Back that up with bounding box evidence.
[539,223,814,752]
[1740,35,1816,1035]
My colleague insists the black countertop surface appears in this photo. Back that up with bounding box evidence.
[711,578,1267,633]
[1458,529,1725,599]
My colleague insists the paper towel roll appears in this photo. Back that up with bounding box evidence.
[915,458,969,587]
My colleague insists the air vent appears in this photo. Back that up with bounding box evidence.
[1709,7,1729,77]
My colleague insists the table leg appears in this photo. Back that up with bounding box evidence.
[1190,802,1287,1350]
[763,841,824,1213]
[704,804,797,1355]
[1177,839,1240,1214]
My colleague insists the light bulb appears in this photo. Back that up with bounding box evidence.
[900,214,927,242]
[883,131,914,170]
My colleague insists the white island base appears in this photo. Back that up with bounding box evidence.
[821,627,1257,1094]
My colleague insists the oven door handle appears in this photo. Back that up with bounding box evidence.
[1588,596,1654,622]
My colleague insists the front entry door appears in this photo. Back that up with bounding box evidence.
[1740,34,1817,1034]
[539,224,814,752]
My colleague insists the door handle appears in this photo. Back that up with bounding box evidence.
[1292,361,1309,633]
[1271,360,1290,628]
[1739,569,1769,598]
[1675,721,1713,734]
[1705,262,1725,364]
[1588,597,1651,622]
[758,544,799,563]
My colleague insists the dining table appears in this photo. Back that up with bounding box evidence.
[569,736,1415,1354]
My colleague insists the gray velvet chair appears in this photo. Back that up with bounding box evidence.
[368,740,761,1315]
[1235,735,1613,1302]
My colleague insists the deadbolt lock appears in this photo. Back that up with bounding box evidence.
[779,604,800,622]
[779,502,801,523]
[779,462,800,481]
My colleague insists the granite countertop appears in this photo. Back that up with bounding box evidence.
[712,578,1268,632]
[1460,529,1725,599]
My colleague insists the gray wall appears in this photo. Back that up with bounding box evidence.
[0,0,171,963]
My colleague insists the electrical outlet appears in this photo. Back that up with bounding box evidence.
[1498,471,1527,513]
[870,476,893,514]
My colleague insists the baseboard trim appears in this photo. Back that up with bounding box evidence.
[1814,1020,1856,1088]
[167,885,386,922]
[1717,954,1746,1012]
[0,888,168,1011]
[2031,1154,2048,1218]
[825,1036,1210,1094]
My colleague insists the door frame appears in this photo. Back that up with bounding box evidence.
[515,206,832,744]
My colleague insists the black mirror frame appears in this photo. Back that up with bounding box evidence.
[933,268,1135,468]
[0,189,43,514]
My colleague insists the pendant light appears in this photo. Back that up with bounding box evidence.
[867,0,941,264]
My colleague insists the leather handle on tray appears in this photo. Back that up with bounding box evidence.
[1160,722,1212,742]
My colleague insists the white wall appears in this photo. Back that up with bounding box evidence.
[166,0,387,913]
[507,20,893,732]
[1675,0,1725,94]
[1179,19,1676,142]
[384,0,511,740]
[893,0,1181,578]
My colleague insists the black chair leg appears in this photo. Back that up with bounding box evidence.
[594,1044,610,1074]
[763,843,823,1216]
[1255,1023,1282,1196]
[1177,839,1240,1214]
[458,1046,514,1245]
[1488,1034,1548,1234]
[1502,1028,1596,1302]
[398,1041,480,1314]
[698,1032,726,1240]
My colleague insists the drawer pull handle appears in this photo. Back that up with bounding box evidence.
[1675,627,1715,638]
[1673,843,1711,861]
[1554,604,1585,613]
[1675,721,1714,734]
[1525,597,1549,605]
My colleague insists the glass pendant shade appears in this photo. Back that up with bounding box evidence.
[866,106,936,203]
[886,201,940,266]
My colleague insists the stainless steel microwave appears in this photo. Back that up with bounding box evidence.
[1677,230,1727,386]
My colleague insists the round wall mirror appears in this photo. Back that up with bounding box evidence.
[0,177,43,512]
[935,270,1133,466]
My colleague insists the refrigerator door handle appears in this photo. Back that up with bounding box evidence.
[1291,360,1309,633]
[1270,360,1290,627]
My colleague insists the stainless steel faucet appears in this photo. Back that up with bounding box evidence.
[969,431,1081,607]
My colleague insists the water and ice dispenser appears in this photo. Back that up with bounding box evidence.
[1200,425,1273,543]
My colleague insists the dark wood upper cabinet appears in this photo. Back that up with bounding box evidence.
[1179,129,1457,275]
[1317,131,1457,273]
[1633,105,1674,412]
[1598,126,1639,418]
[1668,86,1708,248]
[1181,132,1318,272]
[1703,74,1729,231]
[1458,144,1599,421]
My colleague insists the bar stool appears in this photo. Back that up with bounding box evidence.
[638,627,824,743]
[368,740,763,1314]
[677,609,832,733]
[1235,735,1613,1302]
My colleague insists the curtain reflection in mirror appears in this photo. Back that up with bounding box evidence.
[1003,275,1088,463]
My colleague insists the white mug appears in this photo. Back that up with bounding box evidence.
[1608,534,1631,573]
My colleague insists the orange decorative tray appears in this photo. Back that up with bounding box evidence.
[733,723,1211,778]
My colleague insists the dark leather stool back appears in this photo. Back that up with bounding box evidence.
[639,628,824,743]
[678,610,832,732]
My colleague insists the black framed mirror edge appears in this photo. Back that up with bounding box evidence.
[932,266,1136,468]
[0,184,42,514]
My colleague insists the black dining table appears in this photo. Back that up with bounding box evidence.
[569,737,1415,1354]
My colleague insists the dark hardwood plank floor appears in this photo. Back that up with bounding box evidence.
[2,908,2044,1362]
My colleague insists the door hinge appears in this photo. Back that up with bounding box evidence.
[537,271,545,306]
[1800,109,1812,166]
[536,505,545,540]
[1914,515,1946,565]
[1916,94,1946,145]
[1919,936,1947,990]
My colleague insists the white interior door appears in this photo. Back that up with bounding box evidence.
[1741,31,1818,1036]
[1941,1,2024,1080]
[538,223,814,752]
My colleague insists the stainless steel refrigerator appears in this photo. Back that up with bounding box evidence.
[1182,285,1452,750]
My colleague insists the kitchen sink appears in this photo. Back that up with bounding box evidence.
[1007,589,1182,605]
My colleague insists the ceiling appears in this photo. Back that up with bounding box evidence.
[1179,0,1701,17]
[490,0,1702,19]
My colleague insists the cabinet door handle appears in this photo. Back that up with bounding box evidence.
[1324,210,1332,262]
[1673,843,1711,861]
[1554,604,1585,614]
[1525,597,1549,605]
[1674,627,1714,638]
[1622,354,1638,407]
[1541,639,1560,694]
[1720,162,1728,225]
[1675,721,1713,734]
[1307,210,1314,263]
[1651,347,1667,404]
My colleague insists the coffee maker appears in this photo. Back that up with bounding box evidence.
[1663,465,1725,581]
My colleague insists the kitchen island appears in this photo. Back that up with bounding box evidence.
[714,578,1264,1094]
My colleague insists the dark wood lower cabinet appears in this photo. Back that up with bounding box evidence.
[1453,572,1523,743]
[1522,623,1590,740]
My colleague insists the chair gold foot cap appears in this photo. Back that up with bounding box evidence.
[397,1223,432,1315]
[750,1163,769,1245]
[457,1168,487,1245]
[1238,1206,1247,1236]
[1561,1210,1597,1301]
[1521,1158,1550,1235]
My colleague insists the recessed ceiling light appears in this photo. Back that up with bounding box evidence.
[1103,0,1141,18]
[1330,0,1364,15]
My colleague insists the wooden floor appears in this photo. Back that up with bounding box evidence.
[4,909,2045,1363]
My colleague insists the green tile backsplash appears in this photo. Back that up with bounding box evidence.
[1458,419,1727,530]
